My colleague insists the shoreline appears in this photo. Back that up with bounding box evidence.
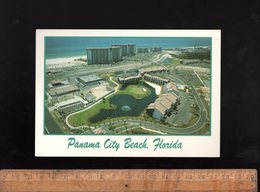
[46,55,87,69]
[45,46,210,67]
[46,55,87,65]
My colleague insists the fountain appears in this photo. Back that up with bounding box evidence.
[121,105,131,111]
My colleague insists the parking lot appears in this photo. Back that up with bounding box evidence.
[166,92,193,126]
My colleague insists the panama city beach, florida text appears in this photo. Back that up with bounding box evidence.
[67,137,183,151]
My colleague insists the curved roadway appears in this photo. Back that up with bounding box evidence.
[64,54,210,134]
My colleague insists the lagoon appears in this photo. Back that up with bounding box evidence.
[89,83,157,123]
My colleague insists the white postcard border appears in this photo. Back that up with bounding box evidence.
[35,30,220,157]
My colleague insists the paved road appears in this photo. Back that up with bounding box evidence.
[167,92,192,126]
[65,80,209,134]
[67,85,208,134]
[47,53,166,82]
[168,75,185,84]
[90,74,209,134]
[61,54,209,134]
[45,106,64,134]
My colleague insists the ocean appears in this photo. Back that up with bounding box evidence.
[45,37,211,64]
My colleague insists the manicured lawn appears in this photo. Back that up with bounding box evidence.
[68,84,151,127]
[117,84,151,99]
[163,57,180,66]
[171,57,181,65]
[98,72,114,79]
[68,99,116,126]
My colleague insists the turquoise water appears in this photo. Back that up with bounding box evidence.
[45,37,211,59]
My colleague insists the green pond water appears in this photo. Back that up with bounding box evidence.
[89,83,157,123]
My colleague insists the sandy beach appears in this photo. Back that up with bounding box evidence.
[46,55,87,69]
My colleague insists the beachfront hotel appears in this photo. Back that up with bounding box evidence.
[111,44,136,56]
[110,46,123,62]
[86,44,136,64]
[86,48,112,64]
[127,44,136,56]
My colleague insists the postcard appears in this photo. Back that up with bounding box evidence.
[35,30,220,157]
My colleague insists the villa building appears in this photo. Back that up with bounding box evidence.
[118,74,142,84]
[162,82,179,96]
[139,66,168,75]
[144,74,169,85]
[147,92,178,120]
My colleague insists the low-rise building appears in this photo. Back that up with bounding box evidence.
[139,66,168,75]
[118,74,142,84]
[163,82,179,96]
[50,79,63,87]
[175,65,210,74]
[58,101,85,115]
[147,92,178,120]
[144,74,169,85]
[77,75,103,86]
[48,84,79,97]
[176,84,188,91]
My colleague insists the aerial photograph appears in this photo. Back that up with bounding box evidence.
[44,37,211,135]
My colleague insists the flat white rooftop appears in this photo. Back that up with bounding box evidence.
[78,75,102,83]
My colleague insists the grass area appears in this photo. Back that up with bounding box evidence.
[68,98,116,126]
[177,71,203,87]
[175,113,199,128]
[98,72,114,79]
[199,74,210,81]
[107,78,117,88]
[163,57,181,66]
[187,114,199,126]
[117,84,151,99]
[171,57,181,65]
[68,84,151,127]
[193,122,210,135]
[108,123,125,131]
[172,50,211,60]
